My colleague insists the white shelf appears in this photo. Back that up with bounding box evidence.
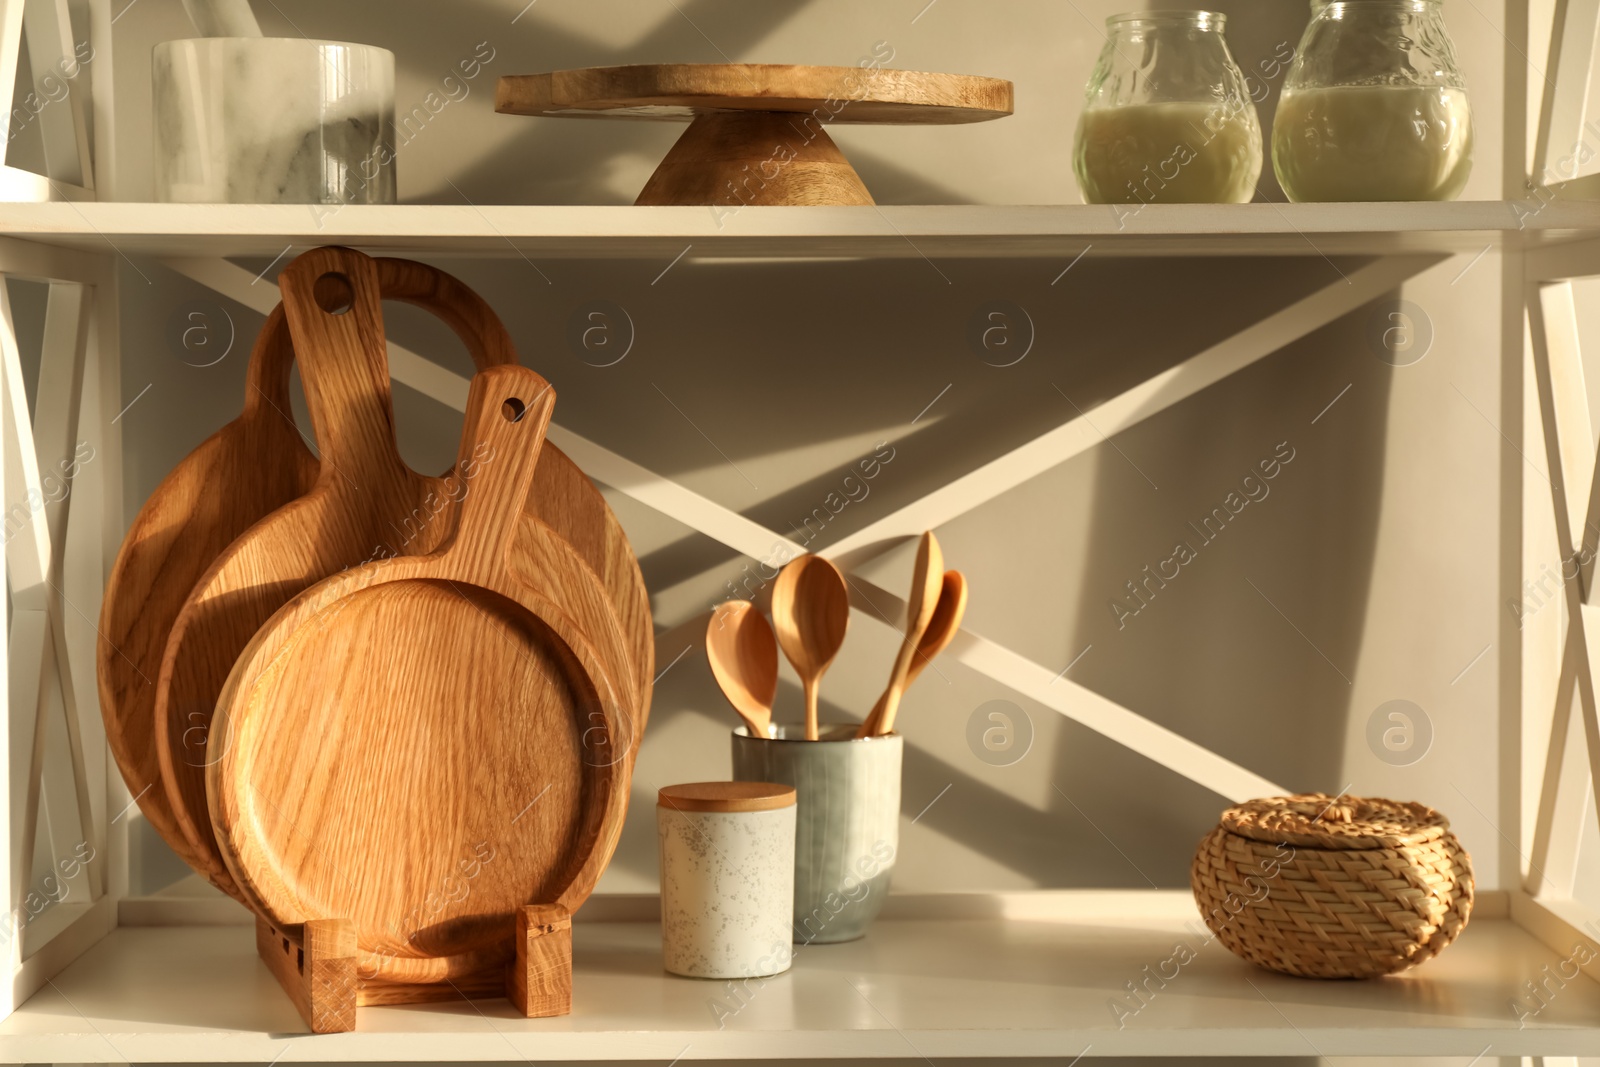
[0,201,1598,259]
[3,892,1596,1061]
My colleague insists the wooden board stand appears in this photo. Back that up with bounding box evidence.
[256,904,572,1034]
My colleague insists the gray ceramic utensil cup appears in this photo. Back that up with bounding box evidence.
[731,724,902,944]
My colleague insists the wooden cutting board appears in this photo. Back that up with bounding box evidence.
[101,251,652,893]
[209,365,632,984]
[156,247,643,900]
[98,301,314,876]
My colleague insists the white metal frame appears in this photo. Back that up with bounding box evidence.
[0,0,116,1015]
[0,0,1598,1048]
[167,252,1442,805]
[0,0,92,201]
[1513,0,1600,983]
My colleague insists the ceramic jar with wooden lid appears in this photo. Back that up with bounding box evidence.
[1191,793,1474,978]
[658,782,797,979]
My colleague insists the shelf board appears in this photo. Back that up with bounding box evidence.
[4,891,1596,1061]
[0,201,1597,259]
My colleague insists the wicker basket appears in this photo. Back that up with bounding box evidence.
[1190,793,1474,979]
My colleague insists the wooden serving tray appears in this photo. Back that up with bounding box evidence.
[496,63,1013,206]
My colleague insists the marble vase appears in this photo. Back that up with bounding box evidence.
[153,38,395,204]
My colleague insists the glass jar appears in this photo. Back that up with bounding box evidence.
[1073,11,1262,205]
[1273,0,1473,202]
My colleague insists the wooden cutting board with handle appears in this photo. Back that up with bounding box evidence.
[98,300,313,876]
[156,247,642,900]
[101,253,652,885]
[209,365,631,984]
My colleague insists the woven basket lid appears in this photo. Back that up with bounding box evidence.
[1218,793,1450,850]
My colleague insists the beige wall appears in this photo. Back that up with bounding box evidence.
[110,0,1516,897]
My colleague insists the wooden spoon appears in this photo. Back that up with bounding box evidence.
[856,531,943,739]
[868,570,967,737]
[705,601,777,739]
[771,554,850,741]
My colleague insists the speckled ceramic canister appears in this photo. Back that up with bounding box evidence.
[731,725,902,944]
[153,38,395,204]
[657,782,796,980]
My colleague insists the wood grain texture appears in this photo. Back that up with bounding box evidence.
[257,905,575,1029]
[210,366,631,985]
[635,111,873,207]
[98,302,315,877]
[705,600,777,739]
[146,249,652,900]
[858,531,942,739]
[157,247,474,898]
[771,554,850,740]
[498,64,1011,207]
[508,904,572,1018]
[255,916,358,1034]
[658,781,796,813]
[861,570,966,737]
[496,64,1014,123]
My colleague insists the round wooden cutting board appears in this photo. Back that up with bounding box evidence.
[209,366,632,983]
[100,255,652,893]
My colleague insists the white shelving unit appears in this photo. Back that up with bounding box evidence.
[5,893,1600,1063]
[0,0,1598,1062]
[0,200,1598,258]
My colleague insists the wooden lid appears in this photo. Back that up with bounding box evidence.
[497,64,1014,125]
[658,781,796,813]
[1219,793,1450,850]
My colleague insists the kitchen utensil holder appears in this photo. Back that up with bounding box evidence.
[730,723,902,944]
[256,904,572,1033]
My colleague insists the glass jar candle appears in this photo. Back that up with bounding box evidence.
[1273,0,1473,202]
[1073,10,1262,205]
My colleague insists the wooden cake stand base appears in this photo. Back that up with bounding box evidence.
[256,904,572,1034]
[496,64,1013,208]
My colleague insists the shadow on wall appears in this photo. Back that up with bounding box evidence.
[112,0,1406,893]
[1063,290,1398,832]
[128,231,1409,895]
[403,250,1410,891]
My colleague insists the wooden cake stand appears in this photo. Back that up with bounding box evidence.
[495,64,1013,207]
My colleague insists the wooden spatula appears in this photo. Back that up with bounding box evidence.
[209,365,631,985]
